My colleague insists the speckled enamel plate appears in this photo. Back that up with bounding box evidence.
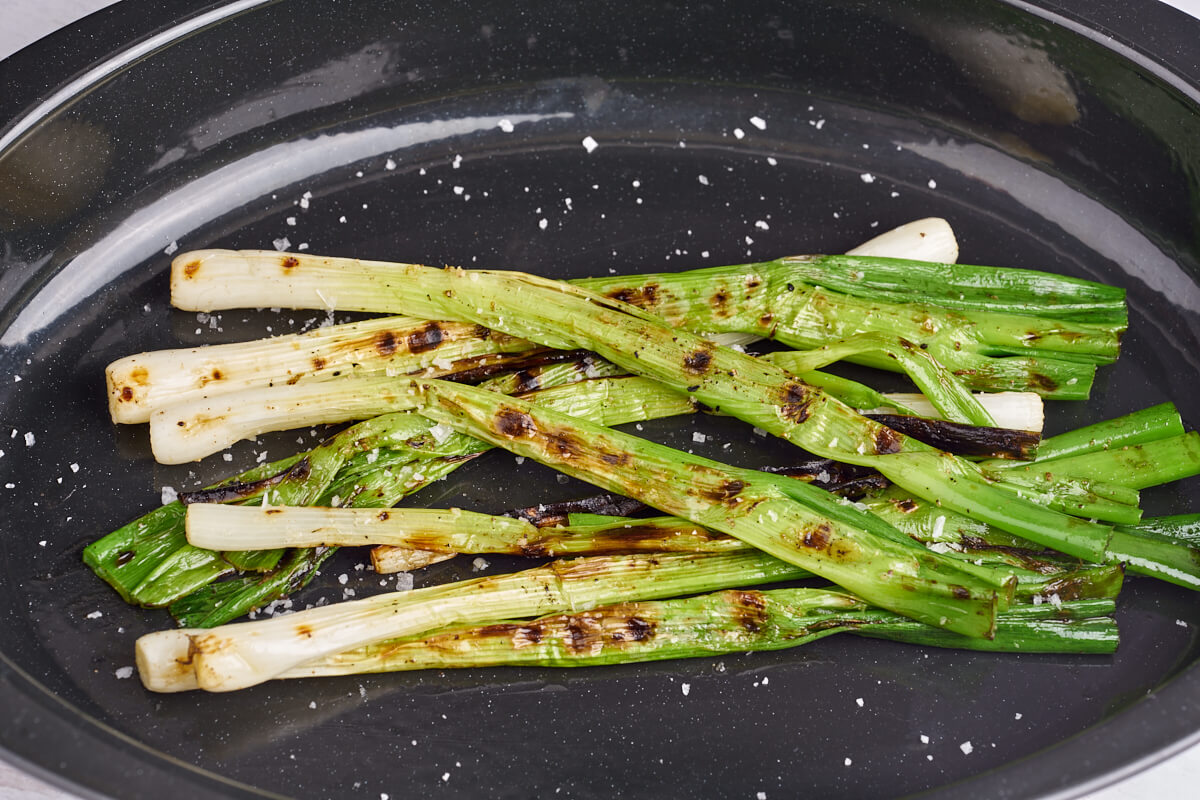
[1,1,1199,797]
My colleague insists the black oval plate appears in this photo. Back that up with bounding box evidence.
[2,1,1199,798]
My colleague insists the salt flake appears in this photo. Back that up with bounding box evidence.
[429,423,455,443]
[581,135,599,153]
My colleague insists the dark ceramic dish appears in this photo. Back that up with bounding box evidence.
[2,0,1199,797]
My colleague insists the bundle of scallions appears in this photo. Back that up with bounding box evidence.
[83,219,1200,694]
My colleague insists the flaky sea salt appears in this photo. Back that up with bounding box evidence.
[749,115,767,130]
[115,666,134,679]
[428,423,454,443]
[273,236,291,251]
[960,741,973,755]
[161,486,178,505]
[860,173,875,183]
[681,683,691,696]
[581,135,599,153]
[498,119,514,133]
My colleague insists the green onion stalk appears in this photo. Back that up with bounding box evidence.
[292,590,1118,679]
[186,501,1124,605]
[135,550,816,692]
[95,357,1021,628]
[113,236,1120,428]
[757,254,1126,324]
[571,256,1122,399]
[108,221,965,423]
[185,504,747,558]
[141,374,1027,693]
[162,253,1129,568]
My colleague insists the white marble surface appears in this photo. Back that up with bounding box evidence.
[1,1,1198,798]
